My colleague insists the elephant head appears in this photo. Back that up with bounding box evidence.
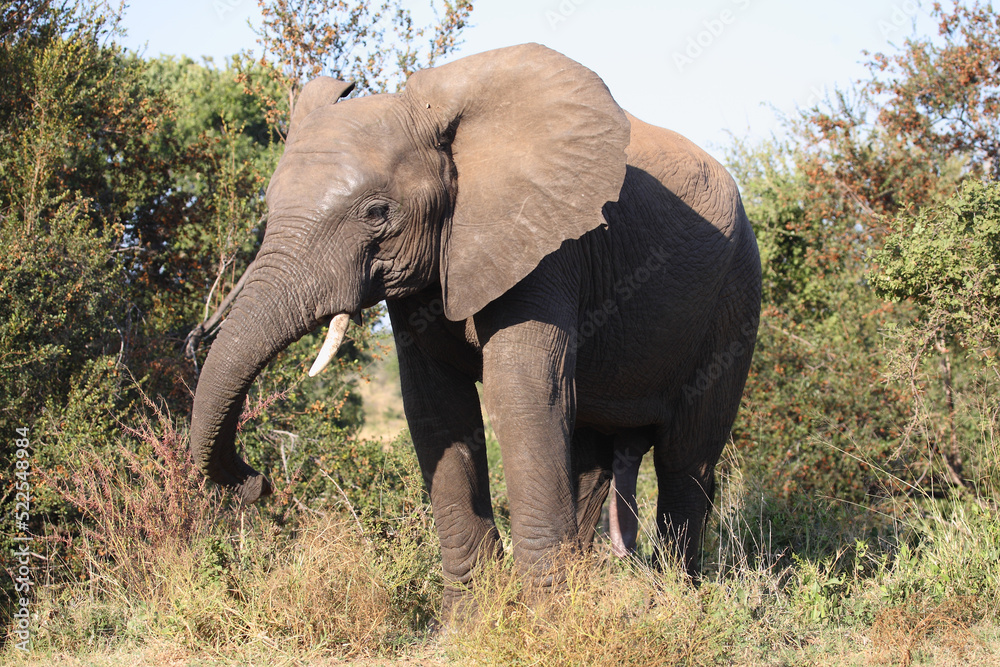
[189,44,631,503]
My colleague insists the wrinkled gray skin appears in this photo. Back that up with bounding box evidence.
[189,44,761,617]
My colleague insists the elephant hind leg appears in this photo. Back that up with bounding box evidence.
[656,287,758,577]
[572,426,653,556]
[653,356,746,576]
[652,454,720,578]
[609,429,653,557]
[572,426,614,549]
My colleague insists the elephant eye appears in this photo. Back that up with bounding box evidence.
[365,203,390,221]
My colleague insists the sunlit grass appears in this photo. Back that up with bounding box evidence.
[5,397,998,665]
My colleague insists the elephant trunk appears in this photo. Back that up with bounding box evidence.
[189,262,334,504]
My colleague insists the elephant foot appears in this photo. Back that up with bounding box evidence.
[439,586,480,629]
[609,431,651,556]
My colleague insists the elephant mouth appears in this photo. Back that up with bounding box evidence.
[308,311,361,377]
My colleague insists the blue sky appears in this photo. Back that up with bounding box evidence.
[119,0,942,161]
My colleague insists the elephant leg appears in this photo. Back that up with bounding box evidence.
[390,318,501,619]
[652,447,720,578]
[609,429,652,557]
[654,339,751,577]
[571,426,614,549]
[476,294,579,588]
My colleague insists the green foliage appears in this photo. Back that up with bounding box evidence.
[734,304,912,502]
[727,137,912,501]
[0,7,168,234]
[727,2,1000,506]
[893,499,1000,602]
[143,55,280,158]
[0,205,124,429]
[727,139,870,319]
[866,1,1000,181]
[791,553,848,624]
[0,2,152,617]
[872,179,1000,360]
[868,179,1000,494]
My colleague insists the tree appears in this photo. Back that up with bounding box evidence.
[871,179,1000,491]
[727,1,1000,503]
[0,0,170,624]
[0,0,172,458]
[727,140,912,503]
[868,2,1000,181]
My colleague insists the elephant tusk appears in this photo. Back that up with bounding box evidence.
[308,313,351,377]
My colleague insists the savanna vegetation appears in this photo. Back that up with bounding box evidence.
[1,0,998,664]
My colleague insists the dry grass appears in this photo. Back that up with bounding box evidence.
[7,357,1000,665]
[18,506,442,664]
[15,387,441,664]
[158,512,439,662]
[9,468,1000,665]
[866,597,984,666]
[39,392,218,606]
[445,549,722,666]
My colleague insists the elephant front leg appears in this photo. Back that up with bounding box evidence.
[571,426,614,549]
[478,312,579,588]
[391,334,500,620]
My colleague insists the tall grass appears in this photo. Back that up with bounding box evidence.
[446,408,1000,666]
[14,397,442,663]
[446,464,999,666]
[5,394,999,665]
[46,396,217,607]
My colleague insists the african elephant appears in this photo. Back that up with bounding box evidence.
[189,43,761,616]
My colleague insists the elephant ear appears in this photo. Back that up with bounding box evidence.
[403,43,631,322]
[288,77,355,138]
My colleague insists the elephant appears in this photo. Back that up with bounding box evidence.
[189,43,761,616]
